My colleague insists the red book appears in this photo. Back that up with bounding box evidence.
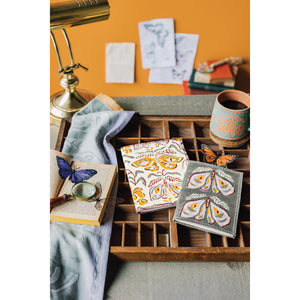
[182,81,190,95]
[182,81,217,95]
[194,60,235,86]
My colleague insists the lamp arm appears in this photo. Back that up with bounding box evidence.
[61,28,75,67]
[50,30,63,73]
[50,28,88,74]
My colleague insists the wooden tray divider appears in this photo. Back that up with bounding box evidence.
[238,224,245,248]
[222,236,229,247]
[54,118,71,151]
[137,214,141,247]
[168,208,178,248]
[206,233,212,247]
[54,117,250,261]
[153,223,158,247]
[220,145,225,156]
[190,122,200,161]
[163,120,169,139]
[137,119,142,142]
[121,223,125,247]
[241,221,250,226]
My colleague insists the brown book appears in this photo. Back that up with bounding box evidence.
[50,149,117,225]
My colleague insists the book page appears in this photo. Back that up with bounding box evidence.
[50,149,72,198]
[50,161,117,221]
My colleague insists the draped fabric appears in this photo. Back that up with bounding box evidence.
[50,94,135,300]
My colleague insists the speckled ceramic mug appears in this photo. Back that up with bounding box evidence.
[210,90,250,141]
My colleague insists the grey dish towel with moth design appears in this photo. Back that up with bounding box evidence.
[50,94,135,300]
[173,160,243,238]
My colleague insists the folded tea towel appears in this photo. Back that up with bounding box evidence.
[50,93,135,300]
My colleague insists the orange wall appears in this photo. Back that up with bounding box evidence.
[50,0,250,97]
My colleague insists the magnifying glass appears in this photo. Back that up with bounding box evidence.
[50,181,101,209]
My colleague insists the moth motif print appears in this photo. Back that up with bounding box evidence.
[173,161,243,238]
[149,176,182,202]
[187,168,235,196]
[131,187,148,206]
[144,23,169,47]
[180,197,231,227]
[171,69,187,80]
[120,139,189,213]
[131,155,183,172]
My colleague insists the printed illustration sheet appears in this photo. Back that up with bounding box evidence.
[149,33,199,84]
[138,18,176,69]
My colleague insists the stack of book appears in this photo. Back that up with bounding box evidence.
[183,60,238,95]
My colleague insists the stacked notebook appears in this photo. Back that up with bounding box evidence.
[194,60,236,87]
[120,139,189,213]
[173,160,243,238]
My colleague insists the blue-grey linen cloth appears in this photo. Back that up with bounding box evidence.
[50,95,135,300]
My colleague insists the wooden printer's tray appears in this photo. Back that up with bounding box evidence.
[55,115,250,261]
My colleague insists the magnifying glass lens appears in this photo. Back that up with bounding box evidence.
[72,182,96,200]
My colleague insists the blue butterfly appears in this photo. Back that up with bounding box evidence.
[56,156,97,184]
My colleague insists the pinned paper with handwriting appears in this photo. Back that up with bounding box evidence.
[149,33,199,84]
[138,18,176,69]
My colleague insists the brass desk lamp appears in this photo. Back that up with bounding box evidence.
[50,0,110,124]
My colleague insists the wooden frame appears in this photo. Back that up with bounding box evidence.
[55,115,250,261]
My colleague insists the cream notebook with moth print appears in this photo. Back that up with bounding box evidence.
[120,139,189,213]
[173,161,243,238]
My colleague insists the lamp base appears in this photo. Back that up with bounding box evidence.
[50,89,95,125]
[209,130,250,148]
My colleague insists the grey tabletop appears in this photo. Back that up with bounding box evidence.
[50,94,250,300]
[113,95,216,116]
[104,95,250,300]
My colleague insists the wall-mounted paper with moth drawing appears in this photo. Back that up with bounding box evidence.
[138,18,176,69]
[105,43,135,83]
[149,33,199,84]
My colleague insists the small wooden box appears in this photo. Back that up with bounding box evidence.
[55,115,250,261]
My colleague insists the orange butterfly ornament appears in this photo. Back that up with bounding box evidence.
[201,144,238,168]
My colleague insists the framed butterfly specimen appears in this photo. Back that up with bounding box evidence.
[180,197,231,227]
[56,156,97,184]
[187,169,235,196]
[201,144,238,168]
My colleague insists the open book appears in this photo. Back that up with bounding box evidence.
[50,150,117,226]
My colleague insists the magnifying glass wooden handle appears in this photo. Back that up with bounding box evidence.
[50,194,68,209]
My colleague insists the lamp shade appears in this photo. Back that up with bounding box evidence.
[50,0,110,30]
